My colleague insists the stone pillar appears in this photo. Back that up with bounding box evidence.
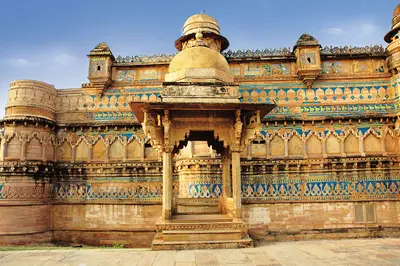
[231,150,242,219]
[222,156,231,198]
[322,139,327,158]
[381,135,387,156]
[141,142,145,161]
[359,136,365,157]
[21,141,26,161]
[162,150,173,220]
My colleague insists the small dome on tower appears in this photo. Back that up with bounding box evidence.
[183,14,220,36]
[294,33,320,49]
[385,4,400,43]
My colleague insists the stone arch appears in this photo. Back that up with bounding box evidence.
[109,138,125,161]
[326,134,341,155]
[45,140,55,161]
[250,137,267,158]
[288,134,304,157]
[344,132,359,154]
[26,135,42,160]
[269,134,284,157]
[126,138,142,160]
[57,140,72,162]
[144,140,158,160]
[385,132,398,154]
[363,133,381,154]
[307,134,322,157]
[92,138,106,162]
[75,140,89,162]
[6,135,21,159]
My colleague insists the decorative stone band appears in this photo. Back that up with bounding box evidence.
[5,80,57,122]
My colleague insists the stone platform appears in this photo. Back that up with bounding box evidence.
[151,214,254,250]
[1,238,400,265]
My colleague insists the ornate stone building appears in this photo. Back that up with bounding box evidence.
[1,5,400,249]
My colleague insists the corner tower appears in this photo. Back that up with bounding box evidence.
[294,33,321,89]
[85,42,114,94]
[385,4,400,74]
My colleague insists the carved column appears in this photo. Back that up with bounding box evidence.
[381,134,387,156]
[322,138,327,158]
[20,141,26,161]
[88,145,93,163]
[303,139,308,159]
[71,146,76,163]
[222,155,231,198]
[141,142,145,161]
[162,148,173,220]
[266,139,270,159]
[2,141,7,159]
[247,144,252,160]
[105,144,110,163]
[340,138,346,157]
[41,144,46,162]
[231,148,242,219]
[284,135,289,158]
[359,136,365,157]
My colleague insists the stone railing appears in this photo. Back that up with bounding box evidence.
[114,45,386,64]
[320,45,386,56]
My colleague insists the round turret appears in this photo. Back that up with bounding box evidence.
[4,80,57,122]
[385,4,400,43]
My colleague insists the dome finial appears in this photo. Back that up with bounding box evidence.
[195,27,203,40]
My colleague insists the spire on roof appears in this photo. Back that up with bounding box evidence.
[294,33,320,49]
[88,42,114,57]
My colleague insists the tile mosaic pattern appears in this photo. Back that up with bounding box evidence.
[242,173,400,202]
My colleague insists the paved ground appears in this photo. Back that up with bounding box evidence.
[0,238,399,266]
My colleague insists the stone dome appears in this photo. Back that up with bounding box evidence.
[384,4,400,43]
[182,14,220,36]
[168,46,229,73]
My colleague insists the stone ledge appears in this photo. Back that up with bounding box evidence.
[249,226,400,242]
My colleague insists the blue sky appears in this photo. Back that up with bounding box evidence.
[0,0,397,116]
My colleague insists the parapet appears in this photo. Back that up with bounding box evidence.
[4,80,57,122]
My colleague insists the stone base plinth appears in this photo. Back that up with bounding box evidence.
[151,214,253,250]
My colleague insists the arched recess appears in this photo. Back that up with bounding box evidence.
[344,132,359,155]
[6,135,21,159]
[109,138,125,161]
[326,134,341,155]
[45,140,55,161]
[26,136,42,160]
[250,138,267,158]
[57,140,72,162]
[270,135,284,157]
[288,134,304,157]
[385,132,398,154]
[75,140,89,162]
[306,134,322,157]
[145,141,158,159]
[92,138,106,162]
[126,138,142,160]
[363,133,381,155]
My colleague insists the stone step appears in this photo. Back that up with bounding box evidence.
[151,236,254,250]
[162,229,242,242]
[170,214,233,223]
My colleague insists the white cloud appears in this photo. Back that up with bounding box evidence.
[320,21,384,46]
[54,53,76,66]
[9,58,38,67]
[324,27,345,35]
